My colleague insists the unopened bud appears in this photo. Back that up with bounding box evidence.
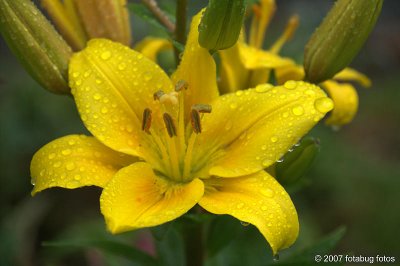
[276,137,320,186]
[0,0,72,94]
[304,0,383,84]
[198,0,246,53]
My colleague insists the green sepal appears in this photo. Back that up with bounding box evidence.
[304,0,383,84]
[276,137,320,186]
[0,0,72,94]
[198,0,246,52]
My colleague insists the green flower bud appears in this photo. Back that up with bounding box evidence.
[304,0,383,84]
[0,0,72,94]
[198,0,246,53]
[276,137,320,186]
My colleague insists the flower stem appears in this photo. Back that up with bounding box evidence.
[174,0,187,65]
[140,0,175,32]
[183,217,204,266]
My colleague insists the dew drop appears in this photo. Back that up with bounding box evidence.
[101,107,108,114]
[101,51,111,60]
[273,253,280,261]
[61,149,71,156]
[235,90,243,96]
[284,80,297,90]
[225,121,233,131]
[93,93,101,100]
[118,63,126,70]
[261,205,268,211]
[261,145,267,151]
[66,162,75,171]
[74,174,81,181]
[262,159,273,167]
[53,162,61,168]
[230,103,238,109]
[292,105,304,116]
[240,221,250,226]
[314,97,334,113]
[270,136,278,143]
[48,153,56,159]
[144,72,152,81]
[237,203,244,209]
[260,188,274,197]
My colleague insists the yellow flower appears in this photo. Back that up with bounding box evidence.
[219,0,298,93]
[30,12,333,254]
[276,64,371,127]
[41,0,131,50]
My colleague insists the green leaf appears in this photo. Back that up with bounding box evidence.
[272,227,347,266]
[127,3,168,33]
[43,239,158,266]
[206,215,242,258]
[154,223,185,266]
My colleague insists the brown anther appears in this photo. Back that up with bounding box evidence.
[163,113,177,137]
[190,109,202,134]
[153,90,165,100]
[192,104,212,113]
[142,108,152,134]
[175,80,188,92]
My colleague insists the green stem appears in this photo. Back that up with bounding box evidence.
[174,0,187,65]
[183,218,204,266]
[141,0,175,32]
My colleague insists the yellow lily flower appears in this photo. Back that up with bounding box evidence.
[219,0,298,93]
[30,12,333,254]
[275,64,371,127]
[41,0,131,50]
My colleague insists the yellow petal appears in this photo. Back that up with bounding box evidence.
[41,0,87,50]
[193,81,333,178]
[30,135,135,195]
[275,63,305,85]
[333,68,371,88]
[172,11,219,117]
[199,171,298,255]
[100,162,204,233]
[134,37,173,62]
[249,0,276,48]
[219,43,250,93]
[69,39,173,159]
[238,42,293,70]
[322,80,358,126]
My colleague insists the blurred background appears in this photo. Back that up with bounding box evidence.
[0,0,399,265]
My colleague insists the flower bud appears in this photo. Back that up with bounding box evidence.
[198,0,246,53]
[0,0,72,94]
[304,0,383,84]
[276,138,320,186]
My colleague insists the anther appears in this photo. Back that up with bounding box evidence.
[192,104,212,113]
[190,109,202,134]
[163,113,177,137]
[142,108,152,134]
[175,80,188,92]
[153,90,165,100]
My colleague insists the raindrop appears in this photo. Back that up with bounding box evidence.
[314,97,334,113]
[237,203,244,209]
[101,51,111,60]
[262,159,273,167]
[260,188,274,197]
[240,221,250,226]
[270,136,278,143]
[284,80,297,90]
[292,105,304,116]
[229,103,238,109]
[273,253,280,261]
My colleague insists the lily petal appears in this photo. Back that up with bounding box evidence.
[100,162,204,233]
[199,170,298,255]
[275,63,305,85]
[69,39,174,158]
[238,42,293,70]
[134,37,173,62]
[193,81,333,178]
[333,68,371,88]
[172,11,219,116]
[322,80,358,126]
[219,44,249,93]
[31,135,135,195]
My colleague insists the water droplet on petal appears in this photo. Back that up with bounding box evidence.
[118,63,126,70]
[48,153,56,159]
[101,51,111,60]
[284,80,297,90]
[262,159,273,167]
[66,162,75,171]
[260,188,274,197]
[314,97,334,113]
[240,221,250,226]
[61,149,71,156]
[292,105,304,116]
[101,107,108,114]
[273,253,280,261]
[230,103,238,109]
[270,136,278,143]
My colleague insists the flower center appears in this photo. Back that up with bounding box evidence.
[141,80,211,183]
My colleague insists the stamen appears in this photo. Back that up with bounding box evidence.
[163,113,177,137]
[160,92,179,105]
[190,109,202,134]
[142,108,152,134]
[192,104,212,113]
[175,80,188,91]
[153,90,165,100]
